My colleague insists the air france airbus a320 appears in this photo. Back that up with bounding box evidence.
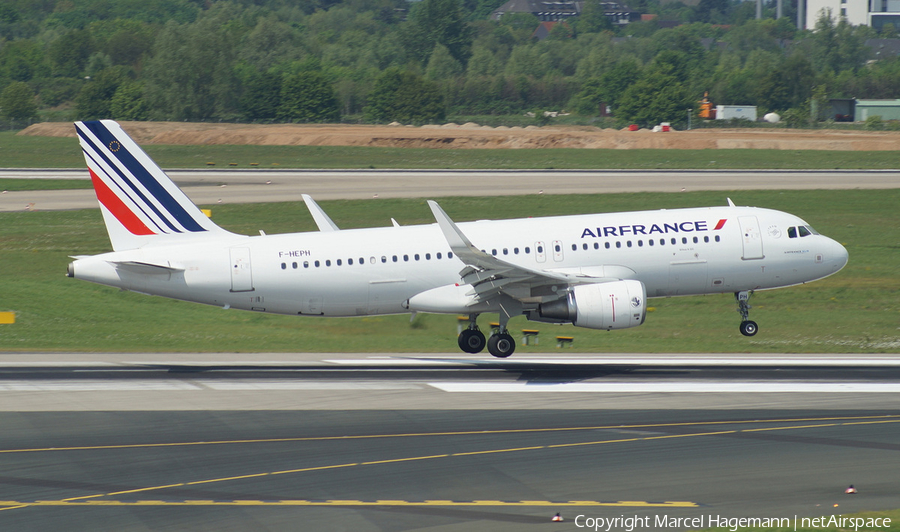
[68,120,848,358]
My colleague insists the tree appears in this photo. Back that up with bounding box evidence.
[142,5,243,120]
[426,44,464,80]
[48,29,94,78]
[615,54,692,126]
[401,0,473,66]
[240,70,283,121]
[0,81,37,122]
[278,70,341,123]
[75,68,127,120]
[364,68,445,123]
[110,81,148,121]
[576,0,614,34]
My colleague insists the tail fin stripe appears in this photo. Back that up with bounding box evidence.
[77,126,183,234]
[89,168,156,236]
[81,144,170,234]
[78,121,205,233]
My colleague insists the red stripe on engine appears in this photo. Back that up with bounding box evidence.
[90,169,156,235]
[714,219,727,230]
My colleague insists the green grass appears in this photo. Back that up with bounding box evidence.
[2,131,900,170]
[1,189,898,353]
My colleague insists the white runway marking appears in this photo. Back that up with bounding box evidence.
[326,356,900,367]
[429,381,900,393]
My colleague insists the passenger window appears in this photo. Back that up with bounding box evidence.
[392,255,398,262]
[537,246,543,253]
[593,243,599,250]
[437,252,442,259]
[514,248,519,255]
[303,261,309,268]
[671,238,676,245]
[704,236,709,243]
[381,256,387,263]
[292,262,298,269]
[348,258,353,265]
[326,260,331,267]
[693,237,698,244]
[554,244,561,252]
[605,242,610,249]
[649,240,654,246]
[315,260,320,267]
[337,259,342,266]
[524,247,530,254]
[414,254,420,261]
[403,255,409,262]
[682,237,688,244]
[627,241,632,248]
[359,257,364,265]
[281,263,286,270]
[616,241,621,248]
[448,252,453,259]
[425,253,431,260]
[637,240,643,247]
[715,235,720,242]
[503,248,508,255]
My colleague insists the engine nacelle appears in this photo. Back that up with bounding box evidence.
[537,280,646,330]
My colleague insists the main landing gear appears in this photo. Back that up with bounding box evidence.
[457,313,516,358]
[735,290,758,337]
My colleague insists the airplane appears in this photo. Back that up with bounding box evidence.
[68,120,849,358]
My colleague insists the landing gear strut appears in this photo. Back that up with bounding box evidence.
[735,290,758,337]
[458,314,486,353]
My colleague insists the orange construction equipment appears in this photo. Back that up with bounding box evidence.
[699,91,716,119]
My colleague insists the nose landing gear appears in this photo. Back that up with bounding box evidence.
[735,291,758,336]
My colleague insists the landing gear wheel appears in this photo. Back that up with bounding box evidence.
[487,333,516,358]
[458,329,486,353]
[739,320,758,337]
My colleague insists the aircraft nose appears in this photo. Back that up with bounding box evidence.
[828,238,849,272]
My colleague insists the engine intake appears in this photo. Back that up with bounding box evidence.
[537,280,646,330]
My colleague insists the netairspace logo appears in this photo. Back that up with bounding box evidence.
[573,514,892,532]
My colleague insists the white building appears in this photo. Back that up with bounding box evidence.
[805,0,900,31]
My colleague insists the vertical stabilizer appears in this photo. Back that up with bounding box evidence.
[75,120,234,251]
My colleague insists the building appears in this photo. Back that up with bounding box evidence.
[855,99,900,120]
[805,0,900,31]
[491,0,640,25]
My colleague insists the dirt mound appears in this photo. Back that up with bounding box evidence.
[21,121,900,150]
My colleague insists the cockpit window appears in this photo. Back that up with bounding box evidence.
[788,225,819,238]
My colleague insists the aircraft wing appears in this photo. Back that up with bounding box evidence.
[428,201,624,304]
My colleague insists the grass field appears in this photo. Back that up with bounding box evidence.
[1,189,897,353]
[3,131,900,170]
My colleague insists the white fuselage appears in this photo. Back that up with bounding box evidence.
[70,205,848,319]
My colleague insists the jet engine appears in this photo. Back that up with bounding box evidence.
[535,280,646,330]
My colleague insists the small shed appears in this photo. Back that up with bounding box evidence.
[855,99,900,121]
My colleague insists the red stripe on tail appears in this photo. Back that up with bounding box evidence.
[90,169,156,235]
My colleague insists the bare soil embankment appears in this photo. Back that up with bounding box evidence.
[20,121,900,150]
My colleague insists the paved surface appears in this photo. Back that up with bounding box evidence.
[2,169,898,211]
[0,353,897,530]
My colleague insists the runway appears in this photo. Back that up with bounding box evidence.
[0,353,897,530]
[2,169,898,211]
